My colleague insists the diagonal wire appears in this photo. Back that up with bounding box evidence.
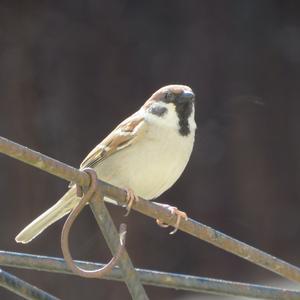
[0,267,59,300]
[1,136,300,284]
[0,137,148,299]
[1,251,300,300]
[89,197,149,299]
[88,182,149,298]
[100,181,300,284]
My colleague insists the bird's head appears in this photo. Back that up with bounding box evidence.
[143,85,196,136]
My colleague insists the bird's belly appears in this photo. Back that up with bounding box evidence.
[94,129,194,200]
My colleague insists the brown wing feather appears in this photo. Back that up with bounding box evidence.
[80,113,147,169]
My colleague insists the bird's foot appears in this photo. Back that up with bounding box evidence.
[124,188,139,216]
[155,203,188,235]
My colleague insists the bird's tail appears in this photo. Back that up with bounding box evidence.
[15,187,78,244]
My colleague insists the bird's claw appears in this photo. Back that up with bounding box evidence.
[124,188,138,216]
[156,205,188,234]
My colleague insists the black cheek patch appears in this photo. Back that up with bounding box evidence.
[176,102,193,136]
[149,106,168,117]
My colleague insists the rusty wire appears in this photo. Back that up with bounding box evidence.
[1,135,300,285]
[1,251,300,300]
[103,182,300,284]
[61,168,126,279]
[2,136,300,299]
[0,267,59,300]
[0,136,148,299]
[88,189,150,299]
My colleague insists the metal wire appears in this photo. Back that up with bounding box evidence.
[0,136,89,186]
[61,168,149,299]
[1,135,300,295]
[0,268,59,300]
[88,192,149,299]
[1,251,300,300]
[0,136,149,299]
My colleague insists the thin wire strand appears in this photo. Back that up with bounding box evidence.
[87,193,149,299]
[1,251,300,300]
[0,268,59,300]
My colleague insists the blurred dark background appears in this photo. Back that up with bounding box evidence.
[1,0,300,299]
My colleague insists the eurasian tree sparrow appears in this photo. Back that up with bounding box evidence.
[16,84,196,243]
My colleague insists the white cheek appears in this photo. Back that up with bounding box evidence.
[144,103,179,130]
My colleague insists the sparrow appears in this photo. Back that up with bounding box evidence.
[15,84,196,243]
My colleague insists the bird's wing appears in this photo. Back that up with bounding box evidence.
[80,112,147,169]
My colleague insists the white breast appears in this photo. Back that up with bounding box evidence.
[94,105,196,201]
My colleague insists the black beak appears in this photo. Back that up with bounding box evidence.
[177,91,195,104]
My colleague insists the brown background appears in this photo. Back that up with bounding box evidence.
[1,1,300,299]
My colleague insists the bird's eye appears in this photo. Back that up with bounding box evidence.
[164,92,174,102]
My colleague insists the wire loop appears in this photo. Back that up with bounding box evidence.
[61,168,126,278]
